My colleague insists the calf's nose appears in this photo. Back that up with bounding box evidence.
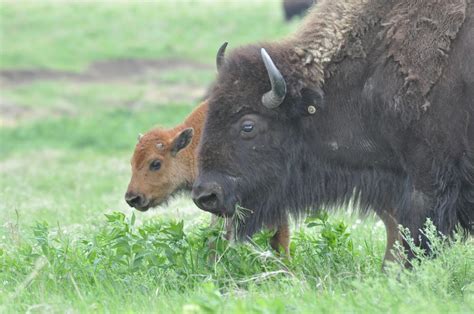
[192,181,224,215]
[125,192,144,208]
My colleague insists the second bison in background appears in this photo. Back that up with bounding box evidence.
[283,0,315,21]
[192,0,474,264]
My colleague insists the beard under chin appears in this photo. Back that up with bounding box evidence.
[231,189,285,240]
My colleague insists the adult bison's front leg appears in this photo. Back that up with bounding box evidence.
[378,210,403,265]
[379,207,432,267]
[385,139,462,264]
[378,190,436,267]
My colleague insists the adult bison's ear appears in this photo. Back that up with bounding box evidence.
[171,128,194,156]
[293,87,325,116]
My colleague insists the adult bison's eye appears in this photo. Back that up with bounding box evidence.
[242,122,254,132]
[149,160,161,171]
[240,120,256,139]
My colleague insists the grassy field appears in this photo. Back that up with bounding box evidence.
[0,1,473,313]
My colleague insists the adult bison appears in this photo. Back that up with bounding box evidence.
[192,0,474,263]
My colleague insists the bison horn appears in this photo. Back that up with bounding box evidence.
[261,48,287,109]
[216,42,228,72]
[137,133,143,141]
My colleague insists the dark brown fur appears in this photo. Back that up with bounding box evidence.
[192,0,474,264]
[283,0,315,20]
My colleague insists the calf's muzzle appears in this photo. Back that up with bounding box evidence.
[125,191,148,211]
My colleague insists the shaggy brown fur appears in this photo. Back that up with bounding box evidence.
[125,101,291,255]
[285,0,374,87]
[384,0,467,121]
[286,0,466,106]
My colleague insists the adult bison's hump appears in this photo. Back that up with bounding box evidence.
[383,0,467,108]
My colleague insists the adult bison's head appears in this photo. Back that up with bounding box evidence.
[125,127,194,211]
[192,43,324,236]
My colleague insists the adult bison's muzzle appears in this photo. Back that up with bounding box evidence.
[192,175,237,217]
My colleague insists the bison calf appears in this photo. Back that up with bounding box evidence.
[125,101,290,255]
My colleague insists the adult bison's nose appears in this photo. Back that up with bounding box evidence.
[125,192,146,209]
[192,181,224,215]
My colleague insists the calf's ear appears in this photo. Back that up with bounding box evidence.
[171,128,194,156]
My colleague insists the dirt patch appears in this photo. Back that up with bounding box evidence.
[0,58,213,86]
[0,98,79,127]
[0,100,32,127]
[0,58,213,126]
[123,83,208,109]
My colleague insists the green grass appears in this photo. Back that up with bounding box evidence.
[0,1,473,313]
[1,213,473,313]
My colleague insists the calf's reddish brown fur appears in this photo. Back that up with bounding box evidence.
[125,101,290,255]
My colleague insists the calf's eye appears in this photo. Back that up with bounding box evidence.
[149,160,161,171]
